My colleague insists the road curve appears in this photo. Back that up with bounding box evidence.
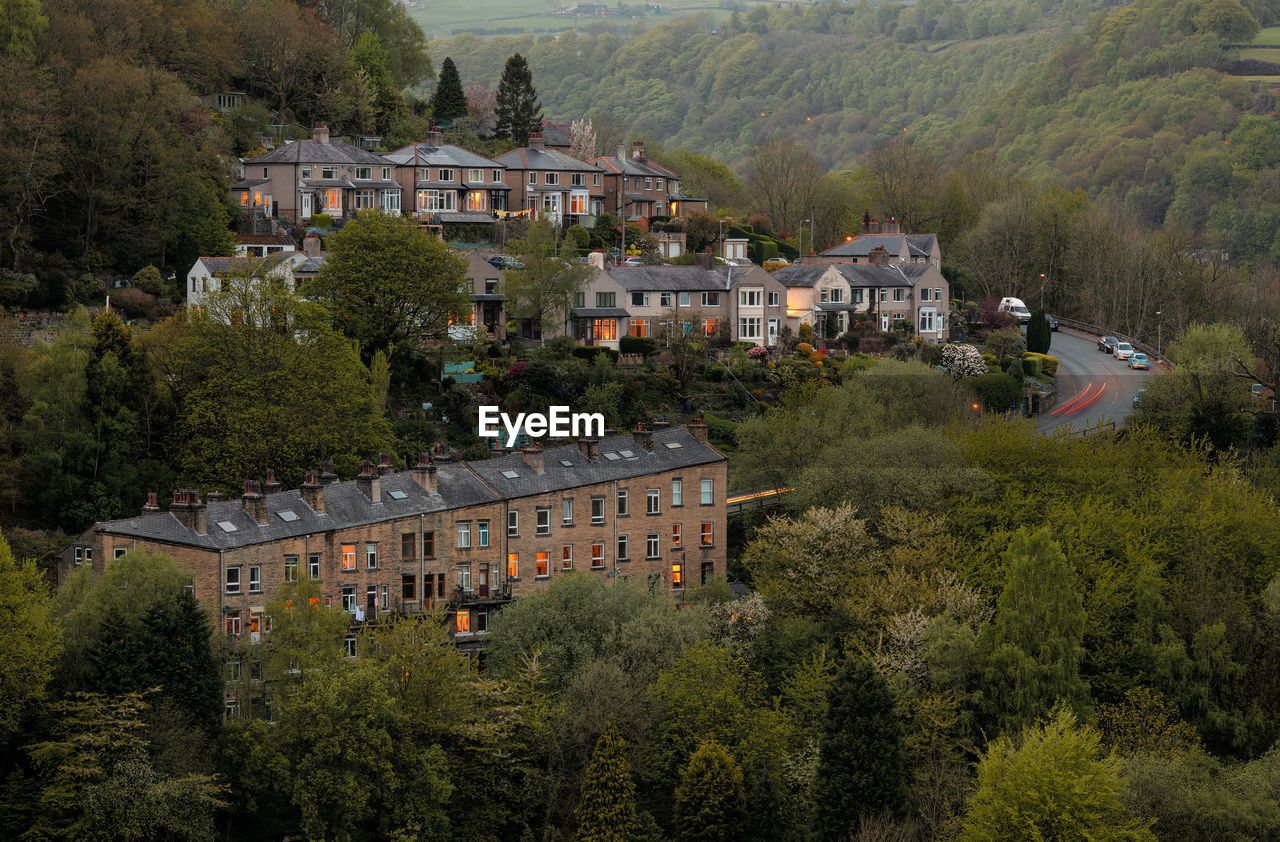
[1037,330,1154,432]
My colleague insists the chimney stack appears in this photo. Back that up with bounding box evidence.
[695,251,713,270]
[427,129,443,146]
[412,452,438,493]
[870,246,890,267]
[632,140,646,161]
[578,437,600,462]
[528,132,544,150]
[522,444,544,474]
[301,470,325,514]
[303,233,321,257]
[377,452,395,477]
[264,468,283,495]
[242,480,267,524]
[355,460,381,503]
[142,492,160,515]
[634,422,653,452]
[312,121,330,144]
[170,489,207,533]
[207,491,227,503]
[688,418,709,445]
[320,459,339,485]
[653,419,670,431]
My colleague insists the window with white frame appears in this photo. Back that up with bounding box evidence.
[537,508,550,535]
[457,521,471,549]
[366,542,377,569]
[353,188,375,209]
[249,566,261,592]
[468,168,484,182]
[768,291,779,306]
[593,172,601,186]
[644,177,653,190]
[545,172,559,185]
[893,288,905,302]
[672,478,683,506]
[659,292,672,307]
[438,168,454,182]
[678,292,691,307]
[617,488,628,516]
[225,567,241,594]
[921,288,932,302]
[632,292,650,307]
[529,171,537,184]
[478,520,490,548]
[702,292,719,307]
[571,172,585,186]
[739,289,762,307]
[355,166,372,180]
[457,563,472,590]
[380,191,400,213]
[919,308,936,333]
[701,478,714,505]
[646,533,660,559]
[508,510,519,536]
[591,543,605,567]
[493,169,502,182]
[382,166,391,180]
[647,488,660,514]
[592,496,605,524]
[563,498,574,524]
[738,317,762,340]
[562,544,573,570]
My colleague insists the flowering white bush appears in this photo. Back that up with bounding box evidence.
[940,343,988,380]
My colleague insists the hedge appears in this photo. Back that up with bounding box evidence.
[572,346,619,364]
[1025,352,1058,378]
[620,335,656,356]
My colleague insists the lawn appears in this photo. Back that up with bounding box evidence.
[1252,26,1280,45]
[408,0,784,38]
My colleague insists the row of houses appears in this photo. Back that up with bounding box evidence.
[232,122,703,234]
[59,424,729,689]
[190,231,950,346]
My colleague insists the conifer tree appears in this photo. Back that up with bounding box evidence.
[673,740,746,842]
[1027,310,1052,354]
[814,658,910,840]
[494,53,542,147]
[575,722,639,842]
[982,527,1089,731]
[429,56,468,128]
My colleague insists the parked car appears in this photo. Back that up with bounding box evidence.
[999,297,1032,324]
[1114,342,1135,361]
[1128,353,1149,369]
[1098,336,1118,353]
[1047,314,1059,331]
[622,256,644,266]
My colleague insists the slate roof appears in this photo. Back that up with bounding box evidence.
[248,139,387,166]
[905,234,938,256]
[193,254,293,276]
[822,233,938,259]
[572,307,631,318]
[91,428,723,549]
[772,263,915,289]
[539,121,574,147]
[230,178,269,190]
[383,143,505,170]
[494,147,599,172]
[593,155,679,179]
[606,266,754,292]
[466,427,722,502]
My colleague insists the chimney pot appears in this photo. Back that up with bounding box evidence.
[303,233,321,257]
[242,480,267,524]
[142,492,160,514]
[634,423,653,452]
[355,460,381,503]
[264,468,282,495]
[528,132,544,150]
[688,418,709,445]
[377,452,395,476]
[320,459,339,485]
[207,491,227,503]
[312,121,329,144]
[578,437,600,462]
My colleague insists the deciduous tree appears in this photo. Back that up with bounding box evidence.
[503,219,593,338]
[0,527,60,738]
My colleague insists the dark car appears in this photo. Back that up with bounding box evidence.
[1098,336,1118,353]
[1047,314,1059,331]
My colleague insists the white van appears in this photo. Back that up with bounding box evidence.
[998,297,1032,324]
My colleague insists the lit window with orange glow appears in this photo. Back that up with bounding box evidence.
[254,191,262,206]
[508,552,518,579]
[591,543,605,568]
[341,544,356,571]
[241,192,249,206]
[536,552,549,577]
[562,545,573,570]
[671,563,683,588]
[456,610,471,634]
[701,523,713,546]
[672,524,681,547]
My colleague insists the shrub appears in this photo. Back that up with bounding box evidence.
[130,265,164,296]
[920,342,943,367]
[799,323,814,344]
[566,224,591,251]
[1022,356,1043,377]
[796,342,813,356]
[620,335,656,356]
[940,343,988,379]
[112,287,156,319]
[1026,352,1058,378]
[310,213,331,228]
[572,346,619,365]
[747,345,769,361]
[970,372,1023,411]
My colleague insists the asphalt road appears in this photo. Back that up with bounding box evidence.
[1036,330,1154,432]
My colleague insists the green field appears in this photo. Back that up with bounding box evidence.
[408,0,784,38]
[1251,25,1280,45]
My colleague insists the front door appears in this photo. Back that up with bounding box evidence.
[301,192,312,219]
[477,564,489,598]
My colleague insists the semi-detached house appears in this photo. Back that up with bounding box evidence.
[383,132,510,225]
[233,122,401,223]
[495,136,603,226]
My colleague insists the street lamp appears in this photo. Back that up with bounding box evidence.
[802,218,810,264]
[1039,273,1046,310]
[1156,311,1162,357]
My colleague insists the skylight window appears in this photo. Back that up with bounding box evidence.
[619,449,634,458]
[276,510,299,522]
[217,521,238,532]
[560,459,574,467]
[387,490,408,500]
[664,441,683,449]
[501,470,520,479]
[603,452,620,461]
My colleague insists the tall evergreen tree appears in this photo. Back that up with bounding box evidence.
[982,528,1089,731]
[673,740,746,842]
[574,721,639,842]
[494,53,542,147]
[1027,310,1052,354]
[430,56,468,128]
[814,658,910,840]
